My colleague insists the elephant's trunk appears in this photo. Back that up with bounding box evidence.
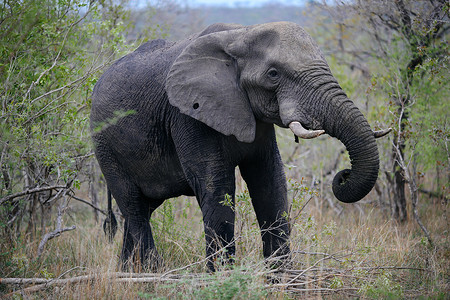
[281,63,379,203]
[326,100,379,203]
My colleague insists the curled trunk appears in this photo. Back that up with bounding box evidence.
[327,101,379,203]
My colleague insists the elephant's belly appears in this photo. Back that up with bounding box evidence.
[130,157,194,201]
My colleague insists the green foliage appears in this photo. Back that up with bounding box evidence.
[409,55,449,172]
[142,266,267,300]
[92,109,136,133]
[0,0,130,189]
[220,193,234,210]
[0,0,164,254]
[190,268,267,300]
[367,27,449,188]
[359,271,404,299]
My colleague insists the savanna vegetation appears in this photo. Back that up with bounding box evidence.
[1,0,448,298]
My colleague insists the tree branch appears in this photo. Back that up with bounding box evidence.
[419,188,448,201]
[37,195,76,256]
[68,194,107,216]
[0,185,68,206]
[36,225,76,257]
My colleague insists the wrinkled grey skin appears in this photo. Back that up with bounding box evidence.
[91,22,380,271]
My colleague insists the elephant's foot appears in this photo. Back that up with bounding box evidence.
[206,243,236,272]
[263,243,291,271]
[119,248,164,273]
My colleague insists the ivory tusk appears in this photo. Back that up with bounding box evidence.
[373,128,392,138]
[289,121,325,139]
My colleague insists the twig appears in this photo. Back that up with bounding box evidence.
[286,251,346,285]
[56,267,87,280]
[352,266,432,273]
[293,250,346,263]
[68,194,107,216]
[290,194,314,223]
[393,139,433,246]
[161,236,242,277]
[42,187,65,205]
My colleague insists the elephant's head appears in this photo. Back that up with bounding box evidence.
[166,22,389,203]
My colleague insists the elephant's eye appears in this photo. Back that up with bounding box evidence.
[267,69,279,80]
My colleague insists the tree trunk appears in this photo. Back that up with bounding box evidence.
[392,142,407,222]
[391,107,408,222]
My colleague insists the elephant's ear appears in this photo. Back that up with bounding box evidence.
[166,30,256,143]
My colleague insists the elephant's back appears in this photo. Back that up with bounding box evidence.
[90,39,181,122]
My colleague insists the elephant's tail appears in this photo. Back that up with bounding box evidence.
[103,188,118,243]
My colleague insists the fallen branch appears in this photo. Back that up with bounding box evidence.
[0,240,433,297]
[1,272,207,296]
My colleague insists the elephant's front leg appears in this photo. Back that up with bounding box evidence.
[239,139,290,265]
[184,166,236,271]
[172,122,236,271]
[200,186,236,270]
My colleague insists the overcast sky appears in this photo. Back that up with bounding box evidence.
[189,0,305,7]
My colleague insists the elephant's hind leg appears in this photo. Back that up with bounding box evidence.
[94,141,163,271]
[107,179,162,271]
[121,205,162,272]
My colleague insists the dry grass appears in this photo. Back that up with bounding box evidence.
[1,175,448,299]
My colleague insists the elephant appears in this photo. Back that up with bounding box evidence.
[90,22,390,271]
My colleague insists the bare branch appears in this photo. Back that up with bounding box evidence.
[68,194,107,216]
[418,188,444,200]
[392,136,433,246]
[37,195,76,257]
[0,185,68,206]
[36,225,76,257]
